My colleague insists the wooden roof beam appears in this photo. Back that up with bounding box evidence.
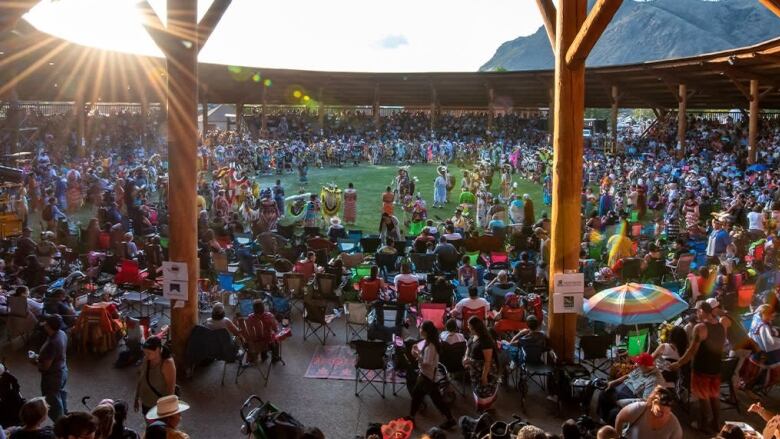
[721,71,751,100]
[760,0,780,17]
[760,85,778,99]
[534,0,557,50]
[566,0,623,69]
[138,0,175,53]
[0,0,40,34]
[197,0,232,53]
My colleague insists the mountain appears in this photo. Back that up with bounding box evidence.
[480,0,780,72]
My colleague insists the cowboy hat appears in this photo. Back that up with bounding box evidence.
[330,217,341,226]
[146,395,190,420]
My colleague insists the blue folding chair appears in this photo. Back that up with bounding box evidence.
[337,238,359,254]
[218,272,246,292]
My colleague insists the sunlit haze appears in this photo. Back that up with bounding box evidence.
[24,0,543,72]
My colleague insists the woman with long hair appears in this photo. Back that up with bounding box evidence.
[408,321,456,430]
[133,337,176,415]
[463,316,499,411]
[651,325,689,383]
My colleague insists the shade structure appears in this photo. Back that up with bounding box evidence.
[583,283,688,325]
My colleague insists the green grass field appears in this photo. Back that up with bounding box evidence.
[251,163,547,233]
[32,163,545,237]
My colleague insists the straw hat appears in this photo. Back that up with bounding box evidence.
[146,395,190,421]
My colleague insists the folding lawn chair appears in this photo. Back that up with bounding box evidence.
[577,334,613,377]
[625,328,649,356]
[417,302,447,330]
[303,299,336,345]
[256,269,278,293]
[283,272,307,313]
[410,253,436,274]
[352,340,388,398]
[345,301,369,342]
[360,236,382,254]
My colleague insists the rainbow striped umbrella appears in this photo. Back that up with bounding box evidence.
[583,283,689,325]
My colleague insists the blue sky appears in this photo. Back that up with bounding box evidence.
[25,0,543,72]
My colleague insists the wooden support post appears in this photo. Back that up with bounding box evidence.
[373,86,380,131]
[430,87,438,133]
[318,88,325,133]
[749,79,759,164]
[164,0,199,368]
[201,97,209,136]
[547,87,555,135]
[261,85,268,138]
[487,88,495,132]
[235,102,244,135]
[610,85,619,154]
[535,0,557,49]
[547,0,587,363]
[677,84,687,158]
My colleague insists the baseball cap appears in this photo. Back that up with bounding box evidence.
[705,298,720,309]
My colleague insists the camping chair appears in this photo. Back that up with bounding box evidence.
[351,263,372,284]
[75,304,121,353]
[337,238,359,254]
[464,250,480,268]
[375,253,399,279]
[314,272,339,303]
[359,277,382,302]
[493,307,528,338]
[114,259,148,288]
[720,356,741,413]
[348,230,363,242]
[212,252,229,273]
[283,272,307,313]
[461,306,487,331]
[353,340,388,398]
[518,345,557,408]
[395,280,420,307]
[255,269,278,293]
[341,253,364,270]
[360,236,382,254]
[369,302,406,341]
[303,299,336,345]
[642,259,667,283]
[625,328,649,356]
[235,326,290,387]
[666,253,694,281]
[217,272,247,293]
[6,296,36,342]
[485,251,510,271]
[417,302,447,330]
[577,334,613,377]
[345,301,369,342]
[410,253,436,274]
[514,264,537,290]
[620,258,642,282]
[440,341,468,396]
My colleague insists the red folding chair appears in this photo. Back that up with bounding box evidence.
[494,307,528,336]
[417,302,447,330]
[293,260,315,283]
[114,259,148,287]
[396,280,420,306]
[358,277,382,302]
[461,306,487,329]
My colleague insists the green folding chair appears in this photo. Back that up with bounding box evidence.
[351,264,373,284]
[626,328,649,357]
[465,250,480,267]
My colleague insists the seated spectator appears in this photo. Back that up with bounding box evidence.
[44,289,77,328]
[326,217,347,242]
[442,223,462,241]
[494,292,526,332]
[439,319,466,345]
[429,276,454,306]
[485,270,515,308]
[433,236,459,272]
[377,238,398,255]
[359,265,387,302]
[597,352,664,425]
[393,262,418,288]
[453,286,489,324]
[36,232,58,267]
[294,251,320,281]
[20,255,46,289]
[614,386,681,439]
[5,397,55,439]
[413,229,435,253]
[121,233,138,260]
[13,285,43,318]
[204,303,240,336]
[242,300,280,363]
[457,255,478,288]
[512,252,536,288]
[507,315,548,362]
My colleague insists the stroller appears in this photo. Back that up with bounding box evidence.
[240,396,305,439]
[0,361,25,428]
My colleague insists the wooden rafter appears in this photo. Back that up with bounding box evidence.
[761,85,777,99]
[534,0,557,50]
[197,0,231,53]
[565,0,623,68]
[0,0,40,34]
[722,71,751,100]
[137,0,174,53]
[760,0,780,17]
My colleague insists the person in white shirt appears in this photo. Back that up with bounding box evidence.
[747,205,766,239]
[393,262,418,288]
[439,319,467,345]
[454,286,489,325]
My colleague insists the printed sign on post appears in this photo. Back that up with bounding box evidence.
[553,292,583,314]
[553,273,584,294]
[162,261,189,301]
